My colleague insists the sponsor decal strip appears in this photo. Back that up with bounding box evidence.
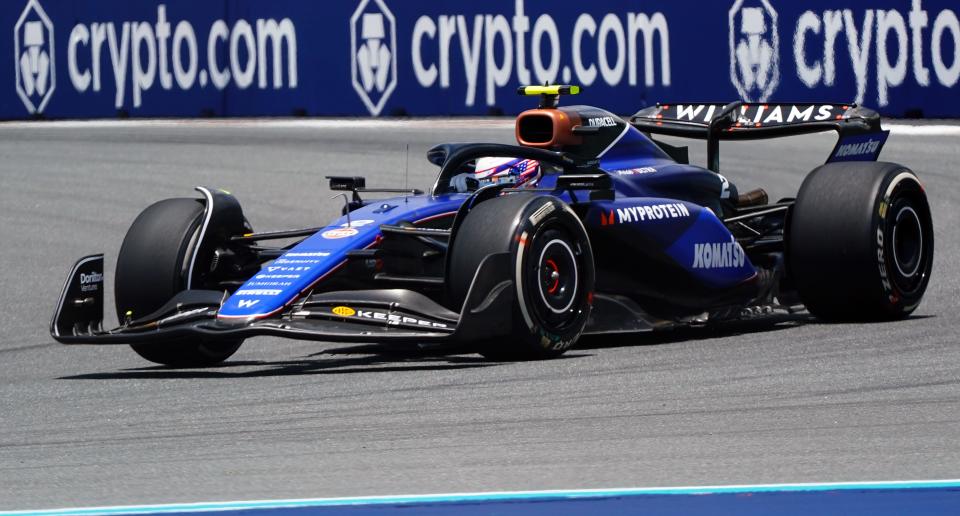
[331,306,449,329]
[218,211,457,320]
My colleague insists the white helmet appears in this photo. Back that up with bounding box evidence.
[450,157,541,192]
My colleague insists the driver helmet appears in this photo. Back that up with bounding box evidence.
[474,157,541,188]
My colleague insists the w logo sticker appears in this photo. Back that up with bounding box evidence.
[237,300,260,309]
[14,0,56,114]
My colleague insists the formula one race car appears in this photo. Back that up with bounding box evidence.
[51,86,934,366]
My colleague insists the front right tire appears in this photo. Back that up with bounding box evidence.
[448,194,595,360]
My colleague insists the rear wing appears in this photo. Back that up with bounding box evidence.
[630,102,887,172]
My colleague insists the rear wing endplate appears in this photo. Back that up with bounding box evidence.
[630,102,887,172]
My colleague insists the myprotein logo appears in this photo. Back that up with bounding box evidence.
[615,202,690,224]
[729,0,780,102]
[351,0,397,116]
[14,0,56,114]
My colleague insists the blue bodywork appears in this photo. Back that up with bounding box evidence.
[219,122,756,320]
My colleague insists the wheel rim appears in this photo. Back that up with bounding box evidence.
[536,239,578,314]
[521,221,589,335]
[882,179,933,300]
[892,205,923,278]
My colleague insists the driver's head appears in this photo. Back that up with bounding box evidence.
[474,157,541,188]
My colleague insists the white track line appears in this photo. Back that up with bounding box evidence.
[2,479,959,516]
[886,124,960,135]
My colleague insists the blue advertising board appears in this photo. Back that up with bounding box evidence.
[1,0,958,119]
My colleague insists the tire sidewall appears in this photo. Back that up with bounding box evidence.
[511,197,594,354]
[872,170,933,316]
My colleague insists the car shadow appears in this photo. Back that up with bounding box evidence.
[59,345,496,380]
[58,312,931,380]
[576,312,935,350]
[576,311,817,350]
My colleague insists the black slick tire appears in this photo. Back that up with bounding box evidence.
[788,162,933,321]
[448,194,595,360]
[115,198,242,367]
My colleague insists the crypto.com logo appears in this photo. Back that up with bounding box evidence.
[14,0,56,114]
[350,0,397,116]
[729,0,779,102]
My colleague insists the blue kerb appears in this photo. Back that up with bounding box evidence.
[5,479,960,516]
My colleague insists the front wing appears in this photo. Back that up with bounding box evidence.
[51,254,514,346]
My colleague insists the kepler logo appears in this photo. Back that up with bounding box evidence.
[793,0,960,107]
[729,0,780,102]
[351,0,397,116]
[63,4,297,111]
[411,0,671,109]
[14,0,56,114]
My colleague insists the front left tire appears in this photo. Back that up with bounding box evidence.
[115,197,243,367]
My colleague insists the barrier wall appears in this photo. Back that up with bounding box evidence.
[2,0,959,119]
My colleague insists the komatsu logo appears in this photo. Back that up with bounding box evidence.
[834,138,882,158]
[692,238,747,269]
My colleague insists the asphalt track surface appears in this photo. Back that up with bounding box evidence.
[0,119,958,510]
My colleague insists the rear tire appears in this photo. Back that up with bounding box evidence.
[449,194,594,360]
[116,198,243,367]
[788,162,933,321]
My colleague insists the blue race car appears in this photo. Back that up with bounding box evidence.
[51,86,934,366]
